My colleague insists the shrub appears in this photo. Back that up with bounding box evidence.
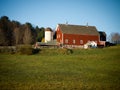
[17,45,33,55]
[32,48,40,54]
[67,49,73,54]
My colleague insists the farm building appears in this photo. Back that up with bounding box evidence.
[99,31,106,41]
[56,24,106,48]
[45,28,53,43]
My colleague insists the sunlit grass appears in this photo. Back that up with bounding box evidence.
[0,46,120,90]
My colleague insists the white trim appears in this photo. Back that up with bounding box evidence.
[55,24,59,31]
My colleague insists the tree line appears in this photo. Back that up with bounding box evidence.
[0,16,119,46]
[0,16,45,46]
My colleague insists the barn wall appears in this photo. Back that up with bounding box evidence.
[56,26,99,46]
[63,34,99,45]
[56,26,63,44]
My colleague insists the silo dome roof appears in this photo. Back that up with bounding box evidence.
[45,27,53,32]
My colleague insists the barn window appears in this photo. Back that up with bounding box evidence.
[73,39,75,44]
[80,40,83,44]
[65,39,68,43]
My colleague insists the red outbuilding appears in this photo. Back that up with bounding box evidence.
[56,24,105,48]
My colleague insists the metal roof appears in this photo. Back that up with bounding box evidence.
[58,24,99,36]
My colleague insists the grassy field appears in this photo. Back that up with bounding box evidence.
[0,46,120,90]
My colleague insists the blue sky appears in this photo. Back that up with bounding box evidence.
[0,0,120,37]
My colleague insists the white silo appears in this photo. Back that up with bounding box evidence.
[45,28,53,43]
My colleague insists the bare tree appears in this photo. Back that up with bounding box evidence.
[13,27,20,45]
[0,16,40,46]
[23,24,33,44]
[109,32,120,44]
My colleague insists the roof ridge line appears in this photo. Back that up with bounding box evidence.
[58,23,95,27]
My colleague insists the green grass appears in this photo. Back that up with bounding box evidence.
[0,46,120,90]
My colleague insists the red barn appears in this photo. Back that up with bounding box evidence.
[56,24,101,48]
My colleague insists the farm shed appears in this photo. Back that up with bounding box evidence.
[56,24,105,48]
[99,31,106,41]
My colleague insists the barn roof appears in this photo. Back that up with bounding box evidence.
[58,24,99,36]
